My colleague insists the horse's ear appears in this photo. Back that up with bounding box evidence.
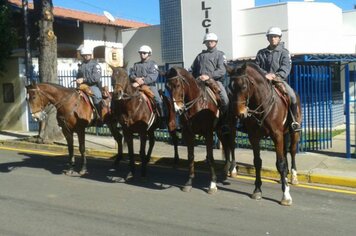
[225,64,234,75]
[31,80,36,86]
[107,63,115,71]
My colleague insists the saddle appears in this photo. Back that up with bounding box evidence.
[77,84,94,97]
[272,79,290,107]
[201,78,221,108]
[139,84,155,100]
[76,84,101,123]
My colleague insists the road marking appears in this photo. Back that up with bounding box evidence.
[2,146,356,195]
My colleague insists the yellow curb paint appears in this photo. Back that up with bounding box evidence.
[310,174,356,188]
[295,183,356,195]
[234,174,356,195]
[0,146,65,156]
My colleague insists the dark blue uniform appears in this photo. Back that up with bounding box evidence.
[191,47,229,113]
[129,59,163,114]
[77,59,102,104]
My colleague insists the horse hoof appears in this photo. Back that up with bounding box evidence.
[79,170,88,176]
[230,172,238,178]
[251,192,262,200]
[207,187,218,194]
[125,172,134,181]
[280,198,293,206]
[64,169,77,176]
[181,185,192,192]
[291,177,299,185]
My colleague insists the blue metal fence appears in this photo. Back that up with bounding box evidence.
[291,64,333,152]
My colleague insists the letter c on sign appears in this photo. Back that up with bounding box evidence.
[202,19,211,28]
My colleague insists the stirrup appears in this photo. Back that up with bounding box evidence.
[291,122,301,132]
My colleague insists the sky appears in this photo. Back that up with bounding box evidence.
[52,0,355,25]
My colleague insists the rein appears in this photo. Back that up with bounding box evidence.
[238,73,276,126]
[168,75,202,113]
[28,86,78,114]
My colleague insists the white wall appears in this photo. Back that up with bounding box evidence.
[181,0,249,67]
[343,11,356,53]
[122,25,162,69]
[235,4,289,59]
[287,2,344,54]
[82,23,124,64]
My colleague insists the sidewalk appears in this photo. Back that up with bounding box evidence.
[0,129,356,189]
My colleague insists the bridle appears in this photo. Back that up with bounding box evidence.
[167,75,202,114]
[27,85,77,115]
[233,72,276,126]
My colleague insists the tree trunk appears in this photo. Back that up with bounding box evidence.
[33,0,63,143]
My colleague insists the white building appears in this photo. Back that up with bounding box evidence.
[154,0,356,68]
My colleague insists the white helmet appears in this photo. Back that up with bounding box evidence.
[203,32,218,43]
[80,46,93,55]
[266,27,282,37]
[138,45,152,54]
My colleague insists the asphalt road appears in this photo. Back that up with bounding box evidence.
[0,148,356,236]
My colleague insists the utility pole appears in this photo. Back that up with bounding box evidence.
[22,0,33,83]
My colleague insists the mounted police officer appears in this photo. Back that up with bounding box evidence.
[255,26,301,131]
[76,46,103,120]
[129,45,164,126]
[190,32,229,133]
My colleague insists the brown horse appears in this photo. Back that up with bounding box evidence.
[227,62,302,206]
[165,67,236,194]
[110,66,160,180]
[26,82,122,175]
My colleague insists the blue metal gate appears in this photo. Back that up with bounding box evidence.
[290,64,333,152]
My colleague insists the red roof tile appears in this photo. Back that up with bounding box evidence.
[8,0,150,28]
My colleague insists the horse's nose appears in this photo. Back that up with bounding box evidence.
[236,107,248,120]
[113,91,122,100]
[173,102,184,115]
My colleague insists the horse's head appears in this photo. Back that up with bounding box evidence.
[226,63,251,119]
[165,67,189,115]
[25,83,48,121]
[110,66,129,100]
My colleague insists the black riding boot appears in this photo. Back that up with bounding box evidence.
[157,103,166,129]
[290,103,301,132]
[94,103,103,126]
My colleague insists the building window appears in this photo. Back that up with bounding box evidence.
[3,83,14,103]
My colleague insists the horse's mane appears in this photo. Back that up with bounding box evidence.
[28,82,73,92]
[245,62,266,79]
[166,66,194,80]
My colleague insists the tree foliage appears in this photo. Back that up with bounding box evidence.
[0,0,18,73]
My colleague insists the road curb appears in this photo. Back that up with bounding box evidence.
[1,140,356,188]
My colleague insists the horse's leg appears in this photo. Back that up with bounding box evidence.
[108,124,123,168]
[62,128,76,175]
[125,131,135,181]
[206,131,218,194]
[229,130,237,178]
[169,130,180,168]
[182,130,195,192]
[249,135,263,200]
[139,133,148,179]
[77,129,88,175]
[289,131,300,185]
[143,130,155,178]
[274,134,292,206]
